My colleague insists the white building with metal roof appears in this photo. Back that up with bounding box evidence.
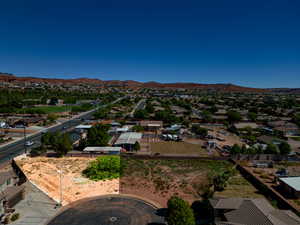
[113,132,142,151]
[83,147,121,155]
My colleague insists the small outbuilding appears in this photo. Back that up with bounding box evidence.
[139,120,163,131]
[279,177,300,198]
[83,147,121,155]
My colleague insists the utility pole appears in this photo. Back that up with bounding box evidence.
[59,168,63,206]
[23,105,27,154]
[24,126,27,154]
[56,166,63,208]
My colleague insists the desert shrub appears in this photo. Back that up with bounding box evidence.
[11,213,20,222]
[294,200,300,206]
[82,156,121,181]
[260,173,270,180]
[253,169,262,174]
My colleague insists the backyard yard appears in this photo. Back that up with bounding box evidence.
[150,141,210,156]
[120,158,263,207]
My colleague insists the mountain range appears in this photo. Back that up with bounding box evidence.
[0,73,298,93]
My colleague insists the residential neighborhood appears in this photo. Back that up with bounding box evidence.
[0,80,300,225]
[1,1,300,224]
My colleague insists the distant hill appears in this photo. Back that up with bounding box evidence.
[268,88,300,94]
[0,73,103,85]
[0,73,277,93]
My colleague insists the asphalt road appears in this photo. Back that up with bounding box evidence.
[129,99,146,117]
[46,196,165,225]
[0,97,125,164]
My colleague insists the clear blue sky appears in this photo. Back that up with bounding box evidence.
[0,0,300,88]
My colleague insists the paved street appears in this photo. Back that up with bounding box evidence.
[129,99,146,117]
[47,195,165,225]
[0,97,125,164]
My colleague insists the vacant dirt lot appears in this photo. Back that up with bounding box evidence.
[15,156,119,206]
[150,141,209,156]
[120,158,263,207]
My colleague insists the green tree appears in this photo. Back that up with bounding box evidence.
[265,144,279,154]
[145,102,154,113]
[279,142,291,155]
[41,132,51,145]
[53,133,72,156]
[230,144,242,154]
[202,110,213,123]
[133,141,140,151]
[166,196,195,225]
[191,125,208,137]
[30,145,47,157]
[78,138,87,151]
[293,113,300,127]
[49,97,58,105]
[227,111,242,123]
[248,112,257,122]
[87,124,111,146]
[134,109,148,119]
[132,125,144,132]
[212,168,234,191]
[94,108,109,119]
[213,173,228,191]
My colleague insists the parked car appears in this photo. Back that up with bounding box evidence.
[216,137,225,141]
[223,145,231,150]
[25,141,34,146]
[207,134,215,139]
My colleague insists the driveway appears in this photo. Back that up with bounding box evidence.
[10,182,58,225]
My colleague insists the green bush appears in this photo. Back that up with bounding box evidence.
[30,146,47,157]
[82,156,121,181]
[11,213,20,222]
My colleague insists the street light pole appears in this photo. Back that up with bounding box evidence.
[23,126,27,154]
[58,166,63,207]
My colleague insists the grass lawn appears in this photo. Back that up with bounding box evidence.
[214,174,263,198]
[17,105,70,114]
[150,141,208,156]
[291,137,300,141]
[34,106,70,113]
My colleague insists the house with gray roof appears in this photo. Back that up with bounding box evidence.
[0,169,24,218]
[210,198,300,225]
[113,132,142,151]
[279,177,300,198]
